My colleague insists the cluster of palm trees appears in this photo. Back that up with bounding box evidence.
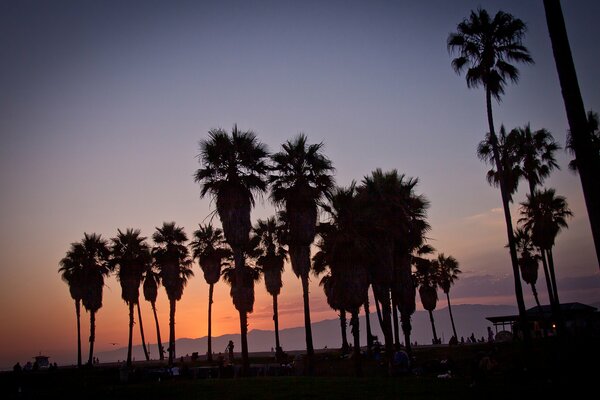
[448,8,576,339]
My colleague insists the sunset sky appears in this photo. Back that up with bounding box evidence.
[1,0,599,369]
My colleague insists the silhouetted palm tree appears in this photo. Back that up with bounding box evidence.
[544,0,600,267]
[415,258,440,344]
[437,254,461,340]
[269,134,335,372]
[249,217,288,358]
[314,184,369,375]
[567,111,599,173]
[79,233,110,366]
[514,228,543,309]
[110,229,152,366]
[477,125,522,202]
[449,8,533,327]
[59,242,86,368]
[190,224,232,362]
[195,125,269,374]
[519,189,573,306]
[152,222,193,365]
[143,268,164,360]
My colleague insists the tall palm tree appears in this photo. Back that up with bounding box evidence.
[143,268,164,360]
[269,134,335,371]
[437,254,461,340]
[567,111,600,173]
[152,222,193,365]
[519,189,573,306]
[79,233,110,366]
[449,8,534,330]
[414,258,440,344]
[249,217,288,358]
[110,228,152,366]
[544,0,600,267]
[514,228,543,309]
[59,242,86,368]
[195,125,269,374]
[190,224,231,362]
[314,184,370,376]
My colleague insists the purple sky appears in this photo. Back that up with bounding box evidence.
[0,0,598,367]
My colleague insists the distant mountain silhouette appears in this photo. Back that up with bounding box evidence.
[95,303,516,363]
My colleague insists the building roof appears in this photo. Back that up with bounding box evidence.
[486,302,597,323]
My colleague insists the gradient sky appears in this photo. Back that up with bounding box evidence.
[1,0,599,368]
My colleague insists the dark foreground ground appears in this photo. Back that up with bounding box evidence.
[2,339,597,399]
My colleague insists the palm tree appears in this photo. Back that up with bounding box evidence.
[414,258,440,344]
[513,228,543,309]
[477,125,522,202]
[190,224,231,362]
[513,124,560,196]
[437,254,461,340]
[79,233,110,366]
[269,134,335,371]
[544,0,600,267]
[519,189,573,307]
[317,273,350,354]
[314,184,370,375]
[58,242,86,368]
[142,268,164,360]
[195,125,269,374]
[152,222,193,365]
[110,228,151,366]
[567,111,600,173]
[249,217,288,359]
[449,8,534,330]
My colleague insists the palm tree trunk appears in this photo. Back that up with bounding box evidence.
[88,311,96,366]
[339,309,349,353]
[531,283,542,309]
[373,287,383,329]
[364,295,373,356]
[485,87,529,342]
[75,300,82,368]
[350,311,362,377]
[392,297,400,350]
[151,302,164,360]
[168,298,176,365]
[273,294,281,353]
[400,313,412,354]
[301,273,314,373]
[428,310,439,344]
[127,302,134,366]
[540,250,555,306]
[546,249,560,306]
[137,302,150,361]
[208,284,214,362]
[544,0,600,267]
[446,292,458,340]
[375,287,394,359]
[239,309,249,375]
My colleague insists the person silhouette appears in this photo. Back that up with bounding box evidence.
[227,340,235,364]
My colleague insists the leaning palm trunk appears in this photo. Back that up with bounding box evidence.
[137,302,150,361]
[546,249,560,306]
[289,244,315,366]
[445,292,458,340]
[373,285,394,358]
[530,283,542,309]
[168,299,176,365]
[127,302,134,366]
[207,283,214,362]
[485,87,529,341]
[75,300,82,368]
[428,310,439,344]
[150,302,164,360]
[339,309,349,353]
[88,311,96,366]
[540,251,555,307]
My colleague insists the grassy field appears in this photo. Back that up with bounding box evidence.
[2,340,597,399]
